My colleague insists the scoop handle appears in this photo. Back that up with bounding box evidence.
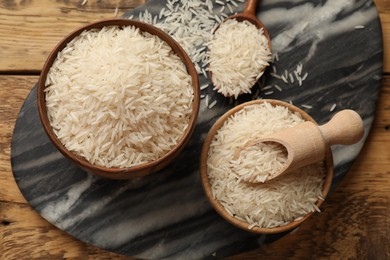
[319,110,364,146]
[244,0,258,15]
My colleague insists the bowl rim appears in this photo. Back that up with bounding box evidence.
[199,99,334,234]
[37,18,200,176]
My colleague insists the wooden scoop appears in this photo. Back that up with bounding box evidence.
[220,0,271,46]
[235,110,364,183]
[209,0,271,95]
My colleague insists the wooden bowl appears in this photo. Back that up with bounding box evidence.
[37,19,200,180]
[200,99,333,234]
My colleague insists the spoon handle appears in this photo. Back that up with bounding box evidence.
[244,0,258,15]
[232,109,364,183]
[319,110,364,146]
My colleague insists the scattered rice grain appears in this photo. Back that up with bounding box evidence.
[262,85,273,90]
[227,3,233,13]
[270,73,282,80]
[281,74,289,84]
[200,84,209,90]
[274,85,282,92]
[289,73,294,83]
[302,72,308,81]
[302,104,313,109]
[209,100,217,109]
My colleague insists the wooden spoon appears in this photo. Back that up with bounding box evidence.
[225,0,271,47]
[234,110,364,183]
[208,0,271,96]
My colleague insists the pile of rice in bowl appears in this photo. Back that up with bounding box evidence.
[206,102,326,229]
[44,25,194,168]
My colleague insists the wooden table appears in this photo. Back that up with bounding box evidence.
[1,1,389,259]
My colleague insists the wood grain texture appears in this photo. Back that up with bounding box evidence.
[0,0,145,72]
[379,11,390,73]
[1,0,390,259]
[0,0,386,73]
[0,76,36,205]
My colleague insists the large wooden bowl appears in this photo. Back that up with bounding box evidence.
[37,19,200,180]
[200,99,333,234]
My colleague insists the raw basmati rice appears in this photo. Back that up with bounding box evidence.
[281,74,288,84]
[270,73,282,80]
[207,102,325,229]
[227,3,233,13]
[302,104,313,109]
[274,84,282,92]
[289,73,294,83]
[138,0,246,75]
[230,0,238,7]
[231,141,288,183]
[270,55,309,90]
[208,99,217,109]
[200,83,209,90]
[301,72,308,81]
[262,85,273,91]
[45,25,194,168]
[208,19,272,99]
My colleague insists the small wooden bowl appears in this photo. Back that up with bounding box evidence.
[37,19,200,180]
[200,99,333,234]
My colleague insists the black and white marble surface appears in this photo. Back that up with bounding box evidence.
[11,0,382,259]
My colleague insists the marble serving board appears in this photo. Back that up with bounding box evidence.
[11,0,382,259]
